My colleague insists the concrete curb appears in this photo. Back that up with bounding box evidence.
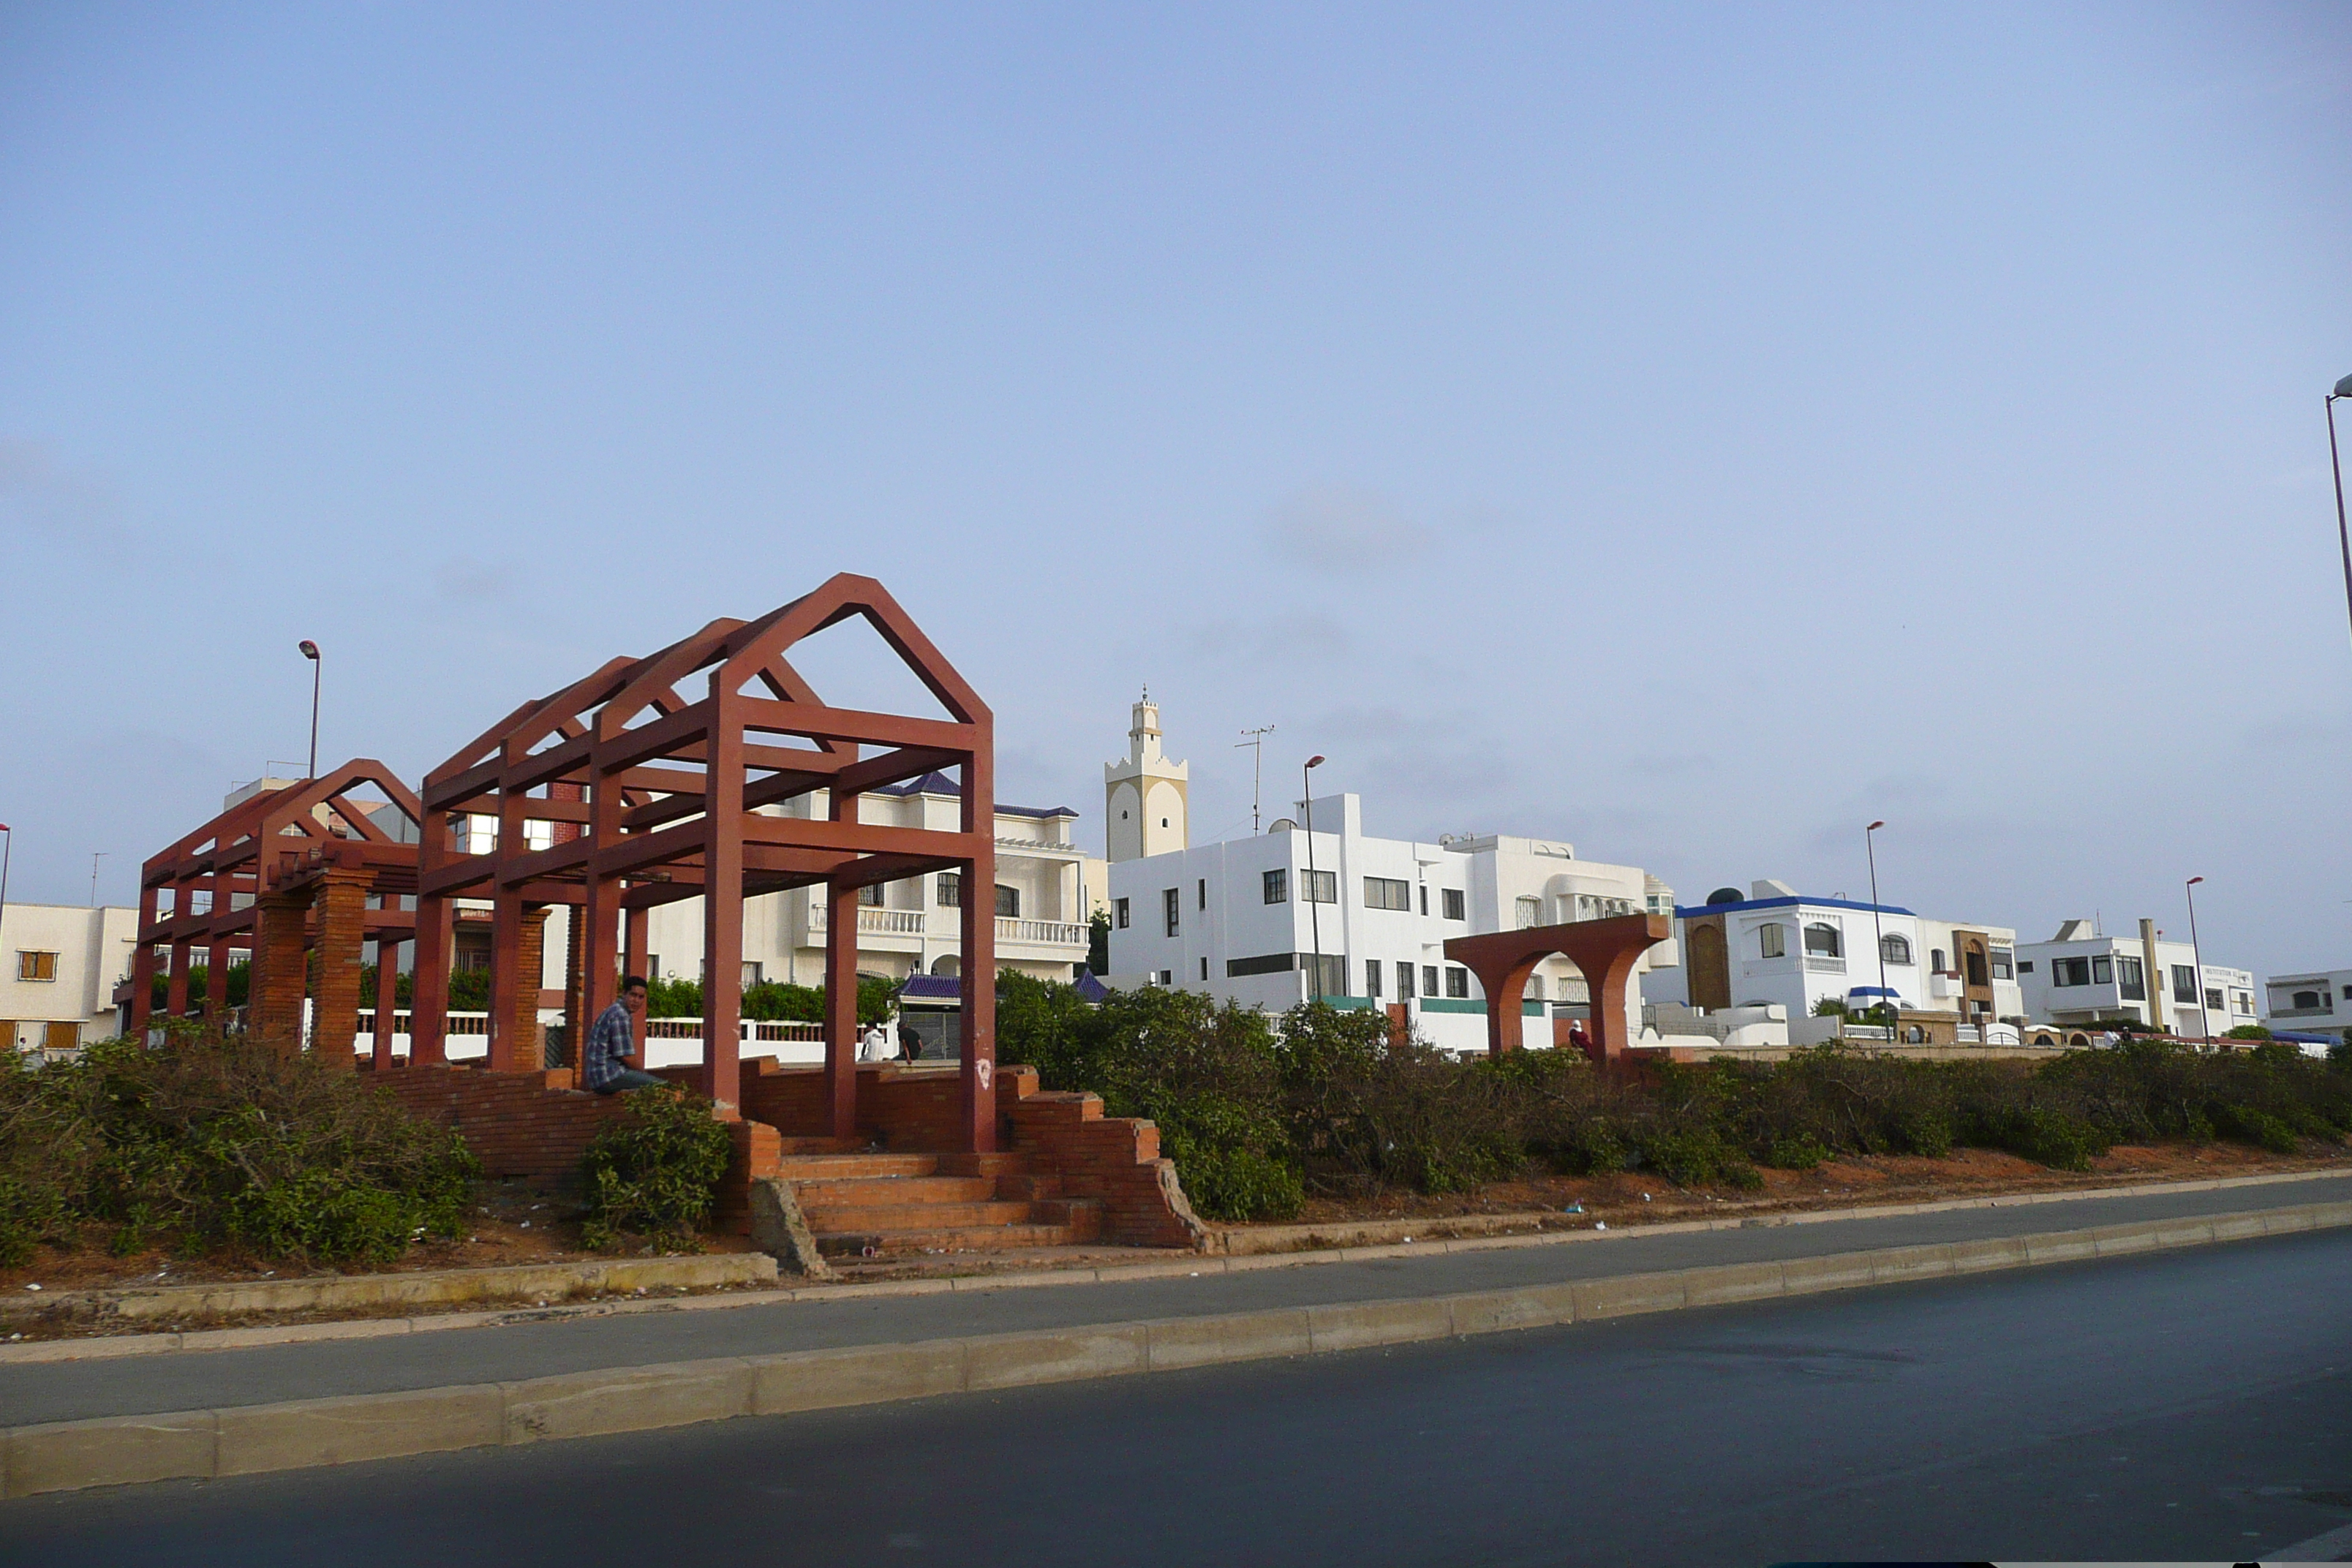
[0,1253,778,1327]
[9,1165,2349,1365]
[7,1196,2348,1500]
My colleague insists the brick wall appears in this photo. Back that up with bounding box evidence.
[364,1063,641,1183]
[1001,1075,1205,1251]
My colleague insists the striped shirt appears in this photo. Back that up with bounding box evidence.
[583,1000,636,1092]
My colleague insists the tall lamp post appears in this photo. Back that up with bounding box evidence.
[1865,820,1888,1025]
[2185,876,2210,1044]
[2328,374,2352,649]
[1301,755,1326,1001]
[0,823,12,968]
[298,640,323,780]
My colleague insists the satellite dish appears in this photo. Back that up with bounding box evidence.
[1268,818,1298,834]
[1705,886,1744,905]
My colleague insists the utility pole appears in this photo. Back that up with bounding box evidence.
[89,851,106,907]
[1865,821,1888,1025]
[1302,755,1325,1000]
[1235,725,1275,833]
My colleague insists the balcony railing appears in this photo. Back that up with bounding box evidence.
[807,905,927,937]
[998,916,1087,948]
[1805,955,1847,973]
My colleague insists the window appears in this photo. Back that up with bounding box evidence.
[1445,966,1471,999]
[1163,888,1180,937]
[1989,948,2013,980]
[936,872,961,907]
[2204,987,2223,1011]
[1930,948,1948,973]
[1529,974,1545,1000]
[858,883,884,907]
[15,951,58,982]
[742,962,764,989]
[1881,934,1912,965]
[1441,888,1466,921]
[2090,955,2112,984]
[1964,949,1987,987]
[1197,878,1207,911]
[1155,970,1173,986]
[1262,869,1288,905]
[1365,959,1382,997]
[1199,957,1209,982]
[1114,897,1130,930]
[1803,923,1842,958]
[1423,965,1440,997]
[2117,956,2145,1001]
[2171,965,2198,1004]
[1515,896,1542,930]
[1365,876,1411,912]
[2343,984,2352,1000]
[1301,870,1338,904]
[995,885,1020,918]
[1227,952,1295,978]
[1397,961,1416,998]
[2233,992,2253,1015]
[2292,990,2322,1010]
[1419,885,1428,916]
[1757,924,1786,959]
[2054,957,2091,987]
[2018,960,2034,974]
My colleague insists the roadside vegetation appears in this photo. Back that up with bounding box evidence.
[574,1084,736,1250]
[997,976,2352,1224]
[0,1025,476,1269]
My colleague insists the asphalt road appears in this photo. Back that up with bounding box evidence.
[11,1171,2348,1427]
[5,1229,2349,1567]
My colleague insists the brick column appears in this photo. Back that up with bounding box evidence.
[499,907,550,1073]
[247,890,312,1054]
[312,868,371,1068]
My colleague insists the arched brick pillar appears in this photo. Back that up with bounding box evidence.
[1444,913,1670,1063]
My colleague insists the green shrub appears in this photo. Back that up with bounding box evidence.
[2223,1024,2272,1041]
[577,1085,735,1249]
[1977,1105,2108,1172]
[1165,1141,1303,1223]
[0,1026,477,1267]
[2211,1104,2299,1154]
[1766,1132,1831,1170]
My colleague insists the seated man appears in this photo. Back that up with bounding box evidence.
[584,976,666,1094]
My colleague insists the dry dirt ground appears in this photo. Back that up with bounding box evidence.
[5,1143,2346,1303]
[0,1178,753,1299]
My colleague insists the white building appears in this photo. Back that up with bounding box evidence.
[2264,968,2352,1045]
[1642,880,2024,1028]
[1101,706,1674,1054]
[636,773,1105,992]
[1,902,140,1054]
[2015,919,2256,1037]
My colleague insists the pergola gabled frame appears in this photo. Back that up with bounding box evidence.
[127,760,425,1066]
[412,573,1000,1148]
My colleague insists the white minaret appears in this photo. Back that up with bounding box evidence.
[1104,690,1188,862]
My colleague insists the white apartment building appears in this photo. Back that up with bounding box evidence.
[2264,968,2352,1044]
[637,772,1104,990]
[2015,919,2256,1037]
[1642,880,2025,1026]
[1099,705,1675,1054]
[1,902,140,1053]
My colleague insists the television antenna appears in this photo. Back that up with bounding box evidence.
[1235,725,1275,834]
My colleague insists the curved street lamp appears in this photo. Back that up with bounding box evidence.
[1865,821,1889,1022]
[298,640,322,780]
[2329,376,2352,650]
[1302,755,1326,1000]
[2185,876,2210,1044]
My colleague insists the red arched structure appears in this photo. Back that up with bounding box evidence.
[412,574,1000,1149]
[1443,912,1671,1063]
[127,761,424,1066]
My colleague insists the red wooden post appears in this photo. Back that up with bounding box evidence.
[824,784,862,1140]
[700,686,745,1112]
[959,744,997,1154]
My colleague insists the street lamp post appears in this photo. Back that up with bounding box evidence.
[298,640,323,780]
[0,823,12,967]
[1302,755,1326,1001]
[2328,375,2352,650]
[2185,876,2210,1045]
[1865,821,1888,1026]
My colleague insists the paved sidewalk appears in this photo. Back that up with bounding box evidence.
[7,1170,2347,1429]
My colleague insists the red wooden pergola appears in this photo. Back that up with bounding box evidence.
[127,761,425,1066]
[411,574,1001,1148]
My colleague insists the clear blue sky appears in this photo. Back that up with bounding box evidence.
[3,4,2348,975]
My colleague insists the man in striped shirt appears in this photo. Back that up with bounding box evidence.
[584,976,665,1094]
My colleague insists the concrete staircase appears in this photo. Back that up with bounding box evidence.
[777,1150,1106,1259]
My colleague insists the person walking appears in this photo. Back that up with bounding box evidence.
[584,976,666,1094]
